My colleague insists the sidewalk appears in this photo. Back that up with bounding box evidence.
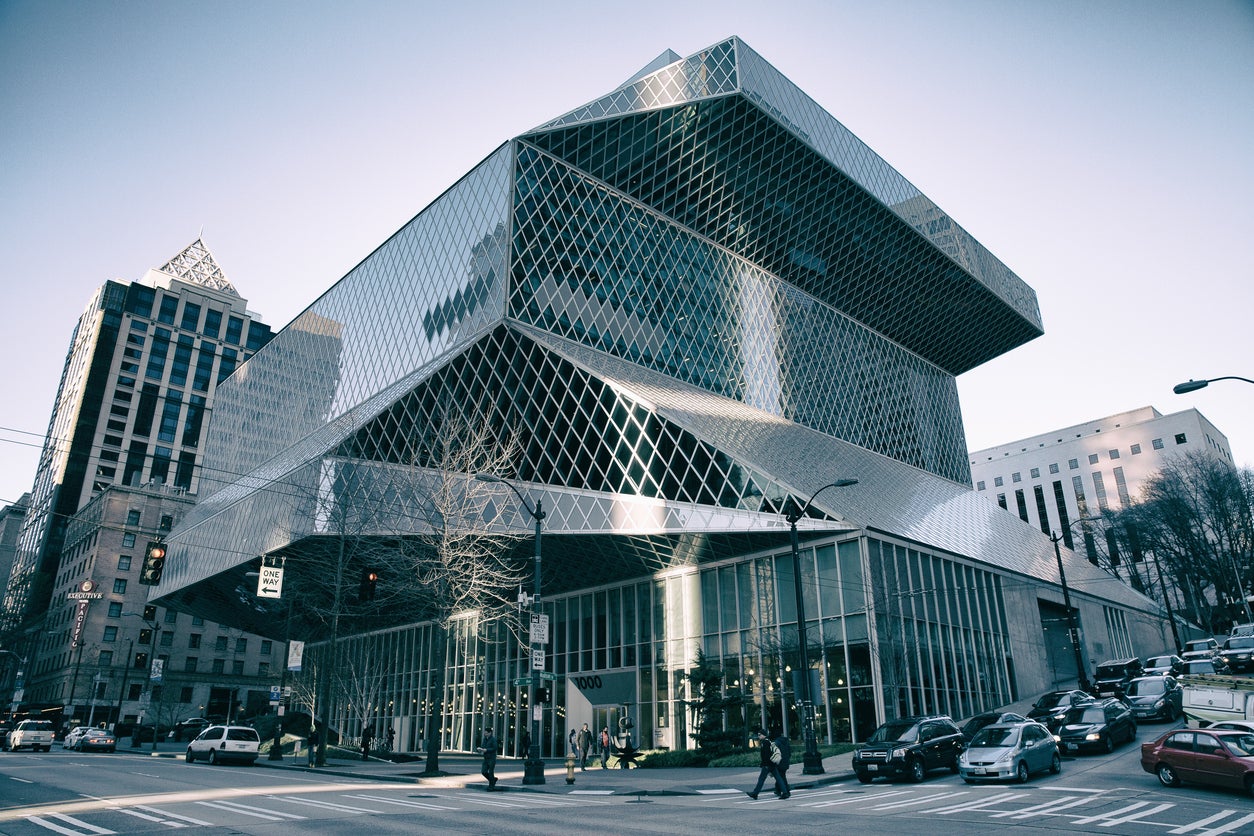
[118,739,858,795]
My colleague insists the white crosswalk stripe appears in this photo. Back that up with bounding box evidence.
[345,793,458,811]
[934,791,1029,814]
[1072,801,1175,826]
[24,813,115,836]
[130,805,216,827]
[873,790,969,810]
[1169,811,1254,836]
[990,794,1096,819]
[195,799,306,821]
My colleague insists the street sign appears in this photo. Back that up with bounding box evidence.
[539,671,559,681]
[269,685,282,704]
[514,672,559,686]
[257,565,284,598]
[513,677,532,687]
[529,613,549,644]
[531,649,546,670]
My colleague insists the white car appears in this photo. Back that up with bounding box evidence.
[185,725,260,765]
[62,726,91,749]
[8,719,55,752]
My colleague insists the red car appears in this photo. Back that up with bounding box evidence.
[1141,728,1254,797]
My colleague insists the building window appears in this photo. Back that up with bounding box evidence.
[122,532,136,548]
[1175,433,1188,445]
[260,640,272,655]
[1014,489,1029,523]
[1152,438,1164,450]
[108,602,123,618]
[258,661,270,677]
[996,493,1007,510]
[99,650,114,667]
[127,510,141,526]
[235,638,247,654]
[203,309,222,338]
[212,659,225,674]
[180,302,201,332]
[185,658,198,673]
[1011,472,1022,483]
[157,295,179,324]
[117,555,131,571]
[112,578,127,594]
[1088,453,1099,464]
[103,626,118,642]
[226,316,244,345]
[1029,468,1040,479]
[165,609,177,624]
[192,616,204,626]
[232,660,245,675]
[1109,449,1120,459]
[160,515,173,532]
[1130,443,1142,454]
[976,480,985,491]
[1048,463,1059,474]
[993,476,1004,487]
[160,631,173,647]
[189,634,201,649]
[1068,458,1079,470]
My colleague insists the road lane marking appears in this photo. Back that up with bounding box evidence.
[270,795,378,814]
[1170,811,1254,836]
[344,793,458,811]
[195,800,306,821]
[934,792,1028,814]
[991,794,1096,819]
[25,813,115,836]
[806,789,914,807]
[873,790,969,810]
[131,805,215,826]
[1072,800,1173,826]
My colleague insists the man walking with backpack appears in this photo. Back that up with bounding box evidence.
[746,728,790,799]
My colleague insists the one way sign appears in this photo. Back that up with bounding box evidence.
[257,565,284,598]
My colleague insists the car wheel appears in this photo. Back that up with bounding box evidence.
[1128,722,1137,742]
[208,750,218,765]
[907,758,926,783]
[1103,735,1114,754]
[1015,761,1029,784]
[185,748,195,762]
[1157,763,1181,787]
[856,772,873,784]
[1246,775,1254,798]
[1050,753,1061,774]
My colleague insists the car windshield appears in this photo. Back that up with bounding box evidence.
[970,727,1019,747]
[1185,641,1213,651]
[1033,693,1069,710]
[1146,656,1174,667]
[1066,707,1105,725]
[1184,661,1216,673]
[868,721,918,743]
[1225,637,1254,650]
[1127,679,1165,696]
[1220,734,1254,757]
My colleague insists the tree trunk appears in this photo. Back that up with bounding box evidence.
[422,622,449,774]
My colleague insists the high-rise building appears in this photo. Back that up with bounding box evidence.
[158,39,1169,754]
[3,240,273,625]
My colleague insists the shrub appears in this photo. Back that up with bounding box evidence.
[637,748,711,768]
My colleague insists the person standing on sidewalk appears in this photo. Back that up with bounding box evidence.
[747,729,789,800]
[599,726,611,768]
[577,722,593,770]
[478,728,498,790]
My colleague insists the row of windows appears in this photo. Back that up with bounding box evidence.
[127,285,260,348]
[976,433,1186,491]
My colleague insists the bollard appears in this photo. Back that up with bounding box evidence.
[565,753,576,785]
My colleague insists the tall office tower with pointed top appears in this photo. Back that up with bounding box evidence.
[2,240,272,627]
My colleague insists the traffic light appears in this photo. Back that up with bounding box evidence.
[535,686,550,704]
[139,541,166,585]
[359,568,379,601]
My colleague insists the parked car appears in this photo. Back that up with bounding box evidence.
[62,726,91,749]
[1232,623,1254,638]
[959,720,1060,784]
[1092,657,1145,699]
[1141,728,1254,796]
[1220,636,1254,674]
[1182,637,1221,661]
[7,719,54,752]
[1027,690,1095,734]
[1210,721,1254,733]
[74,729,117,752]
[185,725,260,765]
[853,715,965,783]
[960,711,1029,742]
[171,717,211,741]
[1124,675,1184,722]
[1180,658,1228,676]
[1056,698,1138,754]
[1144,654,1184,676]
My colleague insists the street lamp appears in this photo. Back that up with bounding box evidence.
[1172,375,1254,394]
[475,473,546,785]
[1048,533,1092,693]
[783,478,858,775]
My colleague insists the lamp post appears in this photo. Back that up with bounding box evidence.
[1172,375,1254,394]
[475,473,546,785]
[1049,533,1092,693]
[783,478,858,775]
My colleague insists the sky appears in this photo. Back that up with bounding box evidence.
[1,0,1252,510]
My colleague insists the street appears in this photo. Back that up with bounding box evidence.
[1,719,1252,836]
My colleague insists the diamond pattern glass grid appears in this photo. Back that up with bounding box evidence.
[336,325,806,516]
[195,147,514,499]
[524,97,1039,376]
[510,146,969,482]
[535,39,739,131]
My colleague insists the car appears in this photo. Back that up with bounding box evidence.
[1056,698,1138,754]
[62,726,91,749]
[171,717,211,741]
[1027,690,1095,733]
[1220,636,1254,673]
[1092,658,1145,699]
[74,729,117,752]
[1141,728,1254,797]
[7,719,54,752]
[1209,721,1254,733]
[185,725,260,765]
[1180,658,1228,676]
[958,720,1061,784]
[852,715,965,784]
[1181,637,1221,661]
[1232,623,1254,638]
[960,711,1029,742]
[1124,675,1183,722]
[1144,654,1184,676]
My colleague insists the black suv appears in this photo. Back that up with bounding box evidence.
[1092,658,1144,699]
[853,716,965,783]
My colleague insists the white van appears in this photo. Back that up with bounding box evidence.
[8,719,54,752]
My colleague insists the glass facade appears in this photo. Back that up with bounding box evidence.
[157,38,1165,756]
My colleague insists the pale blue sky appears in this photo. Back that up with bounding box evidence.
[2,0,1252,508]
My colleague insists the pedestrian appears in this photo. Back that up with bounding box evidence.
[361,726,372,761]
[599,726,611,768]
[568,728,578,759]
[478,728,498,790]
[577,722,593,770]
[386,726,395,752]
[771,728,792,796]
[746,729,789,800]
